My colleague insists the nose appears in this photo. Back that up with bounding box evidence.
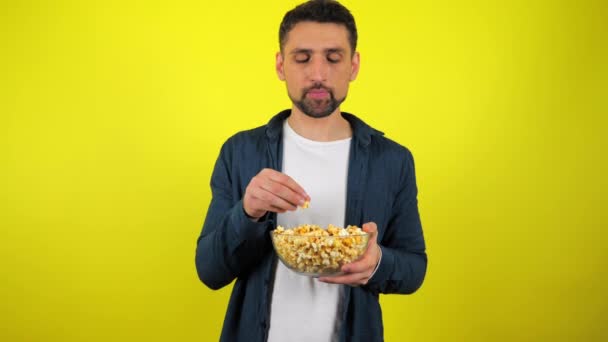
[308,57,328,83]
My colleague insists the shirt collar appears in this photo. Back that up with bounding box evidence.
[265,109,383,147]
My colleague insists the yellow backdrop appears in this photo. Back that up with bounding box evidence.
[1,0,606,340]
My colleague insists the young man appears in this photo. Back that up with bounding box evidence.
[195,1,427,341]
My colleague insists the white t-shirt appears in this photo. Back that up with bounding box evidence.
[267,120,352,342]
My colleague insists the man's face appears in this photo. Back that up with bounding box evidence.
[276,22,360,118]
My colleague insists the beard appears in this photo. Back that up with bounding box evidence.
[289,84,346,119]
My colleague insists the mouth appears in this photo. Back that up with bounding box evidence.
[306,88,330,100]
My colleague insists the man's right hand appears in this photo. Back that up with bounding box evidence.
[243,168,310,220]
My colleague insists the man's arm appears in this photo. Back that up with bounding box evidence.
[364,149,427,294]
[195,141,273,290]
[318,149,427,293]
[195,140,310,290]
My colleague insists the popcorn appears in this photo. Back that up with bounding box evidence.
[271,224,368,276]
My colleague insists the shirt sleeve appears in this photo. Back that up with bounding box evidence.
[195,139,274,290]
[364,148,427,294]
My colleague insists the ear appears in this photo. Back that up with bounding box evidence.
[349,51,360,81]
[276,52,285,81]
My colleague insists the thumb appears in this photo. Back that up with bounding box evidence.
[362,222,378,239]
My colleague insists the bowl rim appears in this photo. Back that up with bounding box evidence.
[269,229,369,238]
[269,230,370,277]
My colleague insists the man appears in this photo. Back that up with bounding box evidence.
[195,1,427,341]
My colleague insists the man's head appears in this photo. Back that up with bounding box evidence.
[276,0,360,119]
[279,0,357,55]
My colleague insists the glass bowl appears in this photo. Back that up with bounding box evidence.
[270,228,369,277]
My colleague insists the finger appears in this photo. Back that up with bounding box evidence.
[260,179,306,207]
[251,187,298,211]
[248,196,288,214]
[341,256,374,274]
[266,204,287,214]
[362,222,378,237]
[361,222,379,250]
[264,169,309,200]
[342,224,380,273]
[318,272,368,285]
[270,204,287,213]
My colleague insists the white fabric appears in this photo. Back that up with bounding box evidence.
[267,120,351,342]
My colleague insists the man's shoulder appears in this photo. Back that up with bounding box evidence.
[345,112,413,161]
[225,124,267,145]
[369,132,414,162]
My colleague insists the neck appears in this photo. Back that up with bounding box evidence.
[287,106,352,142]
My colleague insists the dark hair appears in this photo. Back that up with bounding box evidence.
[279,0,358,54]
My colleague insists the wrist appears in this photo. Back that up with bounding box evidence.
[369,246,383,279]
[242,206,265,222]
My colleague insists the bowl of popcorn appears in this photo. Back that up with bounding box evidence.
[270,224,369,277]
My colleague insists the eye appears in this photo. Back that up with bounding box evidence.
[294,52,310,63]
[327,52,342,63]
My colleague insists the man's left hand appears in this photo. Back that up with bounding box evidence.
[318,222,381,286]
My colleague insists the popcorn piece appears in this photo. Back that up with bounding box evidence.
[301,200,310,209]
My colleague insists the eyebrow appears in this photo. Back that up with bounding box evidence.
[289,48,346,55]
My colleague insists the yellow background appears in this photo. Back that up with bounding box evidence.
[1,0,607,340]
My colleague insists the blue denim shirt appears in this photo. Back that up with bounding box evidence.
[195,110,427,342]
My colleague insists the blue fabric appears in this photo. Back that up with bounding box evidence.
[195,110,427,342]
